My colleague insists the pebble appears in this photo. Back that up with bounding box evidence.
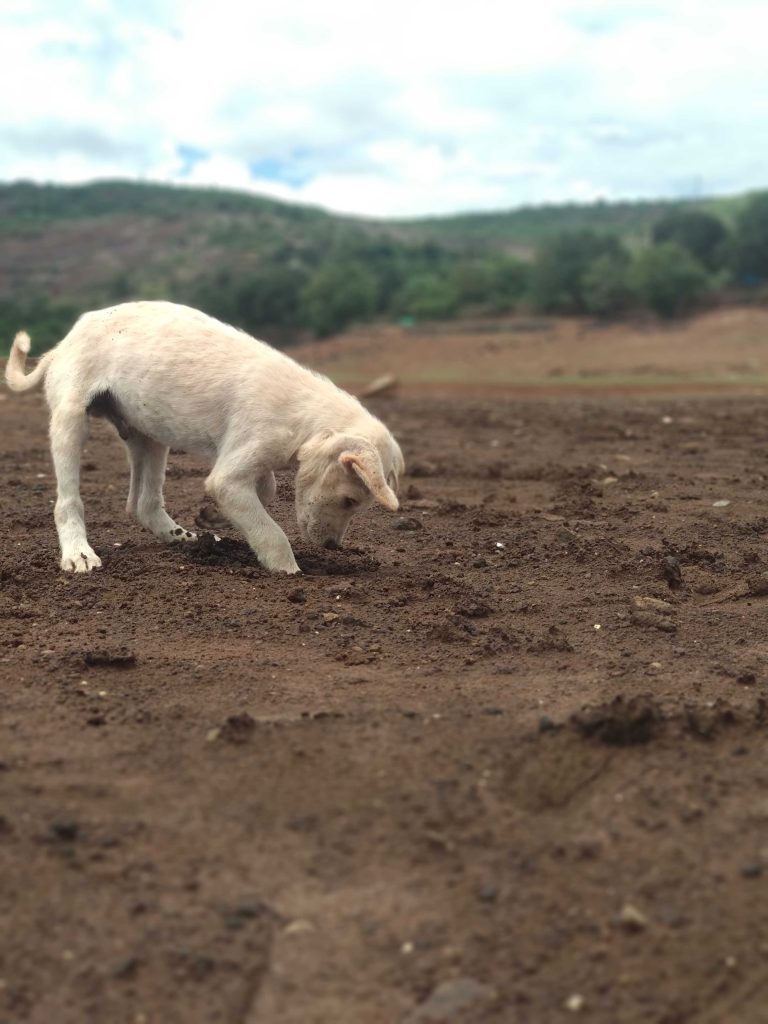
[50,819,79,842]
[556,526,580,543]
[565,993,585,1012]
[617,903,649,932]
[633,596,673,613]
[283,919,316,936]
[402,977,498,1023]
[741,863,763,879]
[393,517,423,531]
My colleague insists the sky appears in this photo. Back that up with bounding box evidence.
[2,0,768,219]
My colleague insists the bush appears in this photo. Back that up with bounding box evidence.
[396,273,459,320]
[652,209,729,271]
[731,191,768,283]
[300,262,378,337]
[629,243,709,317]
[581,254,636,317]
[530,231,629,314]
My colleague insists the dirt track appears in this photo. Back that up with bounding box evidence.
[3,376,768,1022]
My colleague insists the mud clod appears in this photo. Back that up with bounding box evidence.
[215,713,257,744]
[49,819,79,842]
[83,647,137,668]
[572,695,661,746]
[662,555,683,590]
[402,977,499,1023]
[393,517,423,531]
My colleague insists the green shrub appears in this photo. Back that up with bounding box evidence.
[731,191,768,283]
[652,209,729,271]
[530,231,629,314]
[451,257,530,313]
[396,273,459,320]
[629,243,709,317]
[300,262,378,337]
[581,254,636,317]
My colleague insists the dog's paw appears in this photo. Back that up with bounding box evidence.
[61,548,102,573]
[169,527,197,543]
[261,555,302,574]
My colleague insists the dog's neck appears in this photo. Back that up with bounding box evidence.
[286,371,383,457]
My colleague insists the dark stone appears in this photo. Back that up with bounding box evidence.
[393,517,423,531]
[50,819,79,842]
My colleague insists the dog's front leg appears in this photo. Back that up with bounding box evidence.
[206,467,300,574]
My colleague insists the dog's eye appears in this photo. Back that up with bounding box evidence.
[341,496,358,510]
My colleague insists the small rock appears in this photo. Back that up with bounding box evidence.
[393,517,423,531]
[111,956,141,980]
[564,993,585,1013]
[217,713,256,744]
[360,372,398,398]
[408,460,441,478]
[283,918,316,936]
[633,596,674,614]
[321,611,339,623]
[741,863,763,879]
[617,903,649,932]
[82,647,137,669]
[50,819,79,842]
[631,608,676,633]
[555,526,579,544]
[402,977,498,1023]
[476,883,498,904]
[662,555,683,590]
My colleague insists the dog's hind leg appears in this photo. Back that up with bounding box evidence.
[124,433,196,543]
[256,471,277,505]
[50,406,102,572]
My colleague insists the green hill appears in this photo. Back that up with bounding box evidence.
[0,179,756,352]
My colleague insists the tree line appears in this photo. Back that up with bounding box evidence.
[2,190,768,352]
[188,191,768,334]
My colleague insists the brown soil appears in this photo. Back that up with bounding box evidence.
[4,324,768,1021]
[292,307,768,396]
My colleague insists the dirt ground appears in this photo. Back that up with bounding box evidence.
[4,313,768,1023]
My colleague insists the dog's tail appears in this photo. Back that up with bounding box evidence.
[5,331,55,393]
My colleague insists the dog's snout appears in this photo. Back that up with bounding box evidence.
[323,539,340,551]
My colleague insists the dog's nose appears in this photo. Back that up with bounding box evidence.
[323,539,339,550]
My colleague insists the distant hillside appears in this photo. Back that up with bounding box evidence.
[0,179,757,352]
[398,193,745,252]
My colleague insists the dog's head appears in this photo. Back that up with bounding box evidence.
[295,430,404,550]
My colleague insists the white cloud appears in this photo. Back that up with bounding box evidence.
[0,0,767,216]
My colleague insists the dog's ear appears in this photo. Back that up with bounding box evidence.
[339,447,399,511]
[387,441,405,494]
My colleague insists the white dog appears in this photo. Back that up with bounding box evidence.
[5,301,404,574]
